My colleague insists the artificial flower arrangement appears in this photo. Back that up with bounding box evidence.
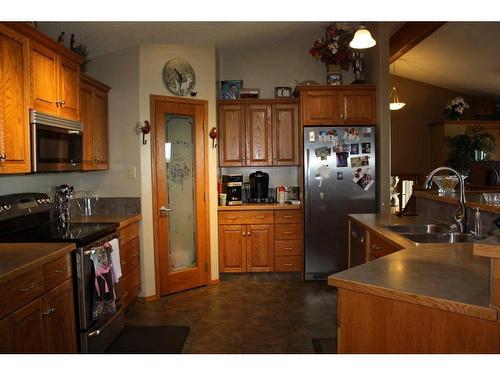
[309,23,354,71]
[444,96,470,120]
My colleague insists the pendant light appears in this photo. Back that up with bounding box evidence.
[349,25,376,49]
[389,63,406,111]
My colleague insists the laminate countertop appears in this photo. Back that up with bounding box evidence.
[328,213,497,321]
[0,243,76,284]
[72,214,142,229]
[218,203,301,211]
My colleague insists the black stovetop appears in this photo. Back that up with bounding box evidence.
[0,222,118,247]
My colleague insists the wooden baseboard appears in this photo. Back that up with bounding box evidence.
[136,295,160,303]
[209,279,220,285]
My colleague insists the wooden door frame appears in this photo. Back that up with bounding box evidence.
[150,94,211,298]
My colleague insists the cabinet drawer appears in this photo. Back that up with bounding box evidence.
[274,240,302,256]
[218,210,274,225]
[119,221,140,245]
[275,256,302,272]
[275,224,303,240]
[274,210,302,224]
[120,237,140,276]
[369,231,403,259]
[1,267,45,319]
[44,254,72,290]
[121,266,141,307]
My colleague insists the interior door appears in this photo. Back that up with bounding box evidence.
[152,96,209,296]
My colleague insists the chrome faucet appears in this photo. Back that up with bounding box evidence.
[423,167,467,234]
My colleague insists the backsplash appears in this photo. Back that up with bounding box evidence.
[71,197,141,216]
[220,166,299,187]
[416,196,499,236]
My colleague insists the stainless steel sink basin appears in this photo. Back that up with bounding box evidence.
[400,233,475,244]
[384,224,447,234]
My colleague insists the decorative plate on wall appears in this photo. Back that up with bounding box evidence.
[163,58,196,96]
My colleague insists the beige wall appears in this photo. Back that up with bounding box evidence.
[138,44,218,297]
[390,75,474,176]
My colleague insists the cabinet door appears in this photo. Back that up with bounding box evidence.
[219,104,245,166]
[342,90,376,125]
[30,42,59,115]
[58,56,80,120]
[0,25,30,174]
[272,104,299,165]
[368,230,403,260]
[5,297,45,353]
[92,88,109,169]
[246,104,272,166]
[302,91,342,125]
[80,81,95,169]
[43,279,77,353]
[247,224,274,272]
[218,224,246,272]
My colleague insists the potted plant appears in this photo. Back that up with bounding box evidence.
[471,132,496,161]
[446,132,496,174]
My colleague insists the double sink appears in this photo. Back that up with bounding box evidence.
[384,224,476,244]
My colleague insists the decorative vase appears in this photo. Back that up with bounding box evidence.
[326,64,343,85]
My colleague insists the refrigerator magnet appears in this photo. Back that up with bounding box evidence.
[336,152,348,168]
[337,172,343,180]
[317,165,331,187]
[357,173,374,191]
[350,156,370,168]
[314,146,331,160]
[309,131,316,142]
[362,142,371,153]
[319,192,325,200]
[350,143,359,154]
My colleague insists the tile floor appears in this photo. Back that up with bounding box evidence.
[124,273,338,354]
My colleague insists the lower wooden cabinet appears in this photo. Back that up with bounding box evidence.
[118,220,141,307]
[218,208,303,273]
[1,277,77,353]
[368,231,403,260]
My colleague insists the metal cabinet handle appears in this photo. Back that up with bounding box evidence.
[226,216,237,219]
[284,263,293,267]
[284,215,292,219]
[242,232,246,236]
[284,231,293,235]
[371,244,383,250]
[121,260,127,265]
[255,216,265,219]
[131,252,138,256]
[54,267,66,273]
[340,114,345,119]
[247,232,251,236]
[284,247,293,250]
[43,307,55,317]
[18,283,36,292]
[0,153,6,160]
[95,158,100,163]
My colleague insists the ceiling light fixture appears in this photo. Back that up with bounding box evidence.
[389,63,406,111]
[349,25,376,49]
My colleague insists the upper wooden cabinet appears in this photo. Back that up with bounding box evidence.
[0,24,31,174]
[218,99,299,167]
[80,74,110,171]
[294,85,377,126]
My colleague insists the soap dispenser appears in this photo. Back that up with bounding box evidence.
[474,207,482,240]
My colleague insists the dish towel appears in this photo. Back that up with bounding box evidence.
[109,238,122,283]
[90,245,116,320]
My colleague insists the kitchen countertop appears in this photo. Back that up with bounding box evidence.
[0,242,76,284]
[414,189,500,214]
[218,203,301,211]
[72,214,142,228]
[328,213,497,321]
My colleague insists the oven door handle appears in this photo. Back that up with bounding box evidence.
[87,305,124,337]
[84,234,121,256]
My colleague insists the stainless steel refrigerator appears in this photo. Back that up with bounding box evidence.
[304,126,377,280]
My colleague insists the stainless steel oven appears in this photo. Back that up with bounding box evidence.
[30,109,83,172]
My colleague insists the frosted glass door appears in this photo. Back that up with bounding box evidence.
[165,114,196,272]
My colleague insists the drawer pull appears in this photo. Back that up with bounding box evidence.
[43,307,55,317]
[226,216,237,219]
[371,244,383,250]
[255,216,265,219]
[284,247,293,250]
[242,232,246,236]
[247,232,251,236]
[131,252,139,256]
[18,283,36,292]
[284,215,293,219]
[284,263,293,267]
[122,292,129,298]
[121,261,127,265]
[54,267,66,273]
[284,231,293,235]
[132,282,141,287]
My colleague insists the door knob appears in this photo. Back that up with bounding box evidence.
[160,206,172,216]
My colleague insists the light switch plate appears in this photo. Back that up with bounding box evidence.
[127,166,137,178]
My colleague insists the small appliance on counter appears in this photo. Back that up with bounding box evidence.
[248,171,274,203]
[275,185,300,204]
[222,174,243,205]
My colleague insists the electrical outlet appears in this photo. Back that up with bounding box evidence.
[127,166,137,178]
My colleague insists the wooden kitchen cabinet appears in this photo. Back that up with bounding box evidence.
[218,99,299,166]
[246,224,274,272]
[118,220,141,307]
[294,85,376,126]
[368,231,404,260]
[80,74,110,170]
[218,224,247,273]
[0,24,31,174]
[0,253,77,353]
[274,210,303,272]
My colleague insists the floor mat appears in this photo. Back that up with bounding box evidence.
[106,325,190,354]
[312,338,337,354]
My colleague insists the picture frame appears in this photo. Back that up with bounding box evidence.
[239,88,260,99]
[220,80,243,99]
[275,86,292,98]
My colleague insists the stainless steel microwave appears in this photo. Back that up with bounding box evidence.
[30,110,83,172]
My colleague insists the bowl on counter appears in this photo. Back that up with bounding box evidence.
[432,175,459,195]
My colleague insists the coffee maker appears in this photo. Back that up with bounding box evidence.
[248,171,272,203]
[222,174,243,205]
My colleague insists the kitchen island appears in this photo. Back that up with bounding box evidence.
[328,213,500,353]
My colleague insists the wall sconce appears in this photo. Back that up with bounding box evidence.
[209,127,217,148]
[134,121,151,145]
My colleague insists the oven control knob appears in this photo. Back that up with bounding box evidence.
[3,204,11,211]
